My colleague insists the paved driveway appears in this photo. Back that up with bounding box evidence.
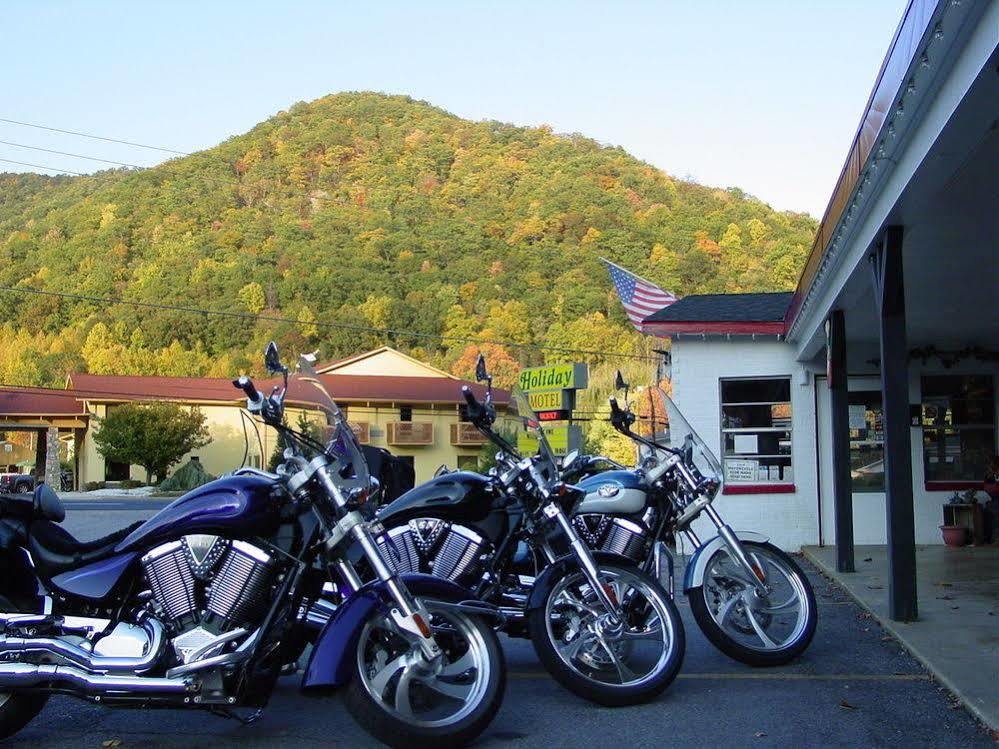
[5,507,991,747]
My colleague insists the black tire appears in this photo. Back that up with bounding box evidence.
[0,595,49,740]
[688,541,817,667]
[343,603,505,749]
[527,562,685,707]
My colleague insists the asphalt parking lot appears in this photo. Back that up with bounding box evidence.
[6,504,992,748]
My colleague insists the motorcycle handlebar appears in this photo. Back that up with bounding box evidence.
[462,385,479,408]
[233,375,262,404]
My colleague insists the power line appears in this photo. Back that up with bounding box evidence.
[0,140,147,170]
[0,157,87,176]
[0,121,354,206]
[0,285,657,362]
[0,117,189,156]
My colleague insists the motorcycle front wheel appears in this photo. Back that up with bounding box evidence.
[343,597,505,749]
[688,540,817,666]
[527,562,684,706]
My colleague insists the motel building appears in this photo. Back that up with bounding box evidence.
[0,347,503,490]
[643,0,999,625]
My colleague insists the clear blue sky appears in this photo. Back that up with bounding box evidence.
[2,1,907,217]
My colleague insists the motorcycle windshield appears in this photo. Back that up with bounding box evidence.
[507,386,559,476]
[282,366,372,491]
[633,384,723,487]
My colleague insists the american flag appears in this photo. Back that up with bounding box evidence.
[602,258,677,331]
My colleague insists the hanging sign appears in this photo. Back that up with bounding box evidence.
[518,363,588,392]
[517,425,582,456]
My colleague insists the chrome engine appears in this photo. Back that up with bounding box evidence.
[141,536,276,664]
[378,519,489,584]
[573,510,656,562]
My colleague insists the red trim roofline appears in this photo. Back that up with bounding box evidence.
[643,321,786,336]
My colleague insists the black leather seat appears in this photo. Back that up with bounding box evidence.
[27,519,144,577]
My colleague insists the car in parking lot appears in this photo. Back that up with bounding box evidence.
[0,472,35,494]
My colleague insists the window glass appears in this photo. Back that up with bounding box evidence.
[848,391,884,492]
[921,375,995,482]
[399,405,413,422]
[720,377,793,484]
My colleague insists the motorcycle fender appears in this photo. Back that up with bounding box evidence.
[301,573,476,690]
[525,551,638,612]
[682,531,769,592]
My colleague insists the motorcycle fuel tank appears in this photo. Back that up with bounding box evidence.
[377,471,498,526]
[115,474,282,554]
[576,470,649,515]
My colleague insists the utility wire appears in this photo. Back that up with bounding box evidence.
[0,124,353,206]
[0,285,658,362]
[0,140,147,170]
[0,157,88,176]
[0,117,190,156]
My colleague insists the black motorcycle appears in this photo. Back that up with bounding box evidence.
[0,344,505,748]
[372,356,684,706]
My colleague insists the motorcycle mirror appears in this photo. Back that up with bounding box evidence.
[614,370,628,391]
[264,341,288,375]
[475,354,491,384]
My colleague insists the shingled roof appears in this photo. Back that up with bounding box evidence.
[65,373,508,406]
[642,292,791,335]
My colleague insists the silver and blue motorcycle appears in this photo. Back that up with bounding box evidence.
[0,344,505,748]
[561,374,817,667]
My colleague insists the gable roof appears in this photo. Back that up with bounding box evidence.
[316,346,457,379]
[642,292,791,335]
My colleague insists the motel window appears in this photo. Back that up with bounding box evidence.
[458,404,470,422]
[720,377,793,485]
[848,391,884,492]
[920,375,996,483]
[399,405,413,422]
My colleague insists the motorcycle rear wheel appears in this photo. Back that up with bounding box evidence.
[0,595,49,740]
[527,562,684,706]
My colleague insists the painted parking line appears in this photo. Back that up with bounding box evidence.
[509,671,931,681]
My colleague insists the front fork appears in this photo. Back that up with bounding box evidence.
[348,522,442,660]
[544,502,622,620]
[694,504,769,596]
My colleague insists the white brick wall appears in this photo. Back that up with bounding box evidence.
[670,337,819,551]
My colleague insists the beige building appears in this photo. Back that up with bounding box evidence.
[1,347,507,489]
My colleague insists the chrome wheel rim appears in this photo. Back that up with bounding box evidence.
[357,601,490,728]
[545,568,676,688]
[702,546,809,652]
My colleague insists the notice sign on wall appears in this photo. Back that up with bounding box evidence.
[725,459,757,482]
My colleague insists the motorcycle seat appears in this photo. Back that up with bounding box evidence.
[26,518,144,577]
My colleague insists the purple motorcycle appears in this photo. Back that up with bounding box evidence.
[0,343,505,748]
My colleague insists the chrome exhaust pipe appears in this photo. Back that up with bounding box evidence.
[0,618,165,673]
[0,662,191,694]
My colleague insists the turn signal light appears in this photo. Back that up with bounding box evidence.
[412,613,432,639]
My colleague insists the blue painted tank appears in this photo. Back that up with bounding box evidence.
[114,474,283,554]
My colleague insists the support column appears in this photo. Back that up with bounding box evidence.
[45,427,61,489]
[827,309,854,572]
[33,429,45,483]
[869,226,917,622]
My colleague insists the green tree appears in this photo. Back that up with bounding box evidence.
[93,403,211,484]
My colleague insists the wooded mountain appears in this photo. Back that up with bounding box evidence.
[0,92,815,388]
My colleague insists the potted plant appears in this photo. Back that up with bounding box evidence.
[940,492,968,546]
